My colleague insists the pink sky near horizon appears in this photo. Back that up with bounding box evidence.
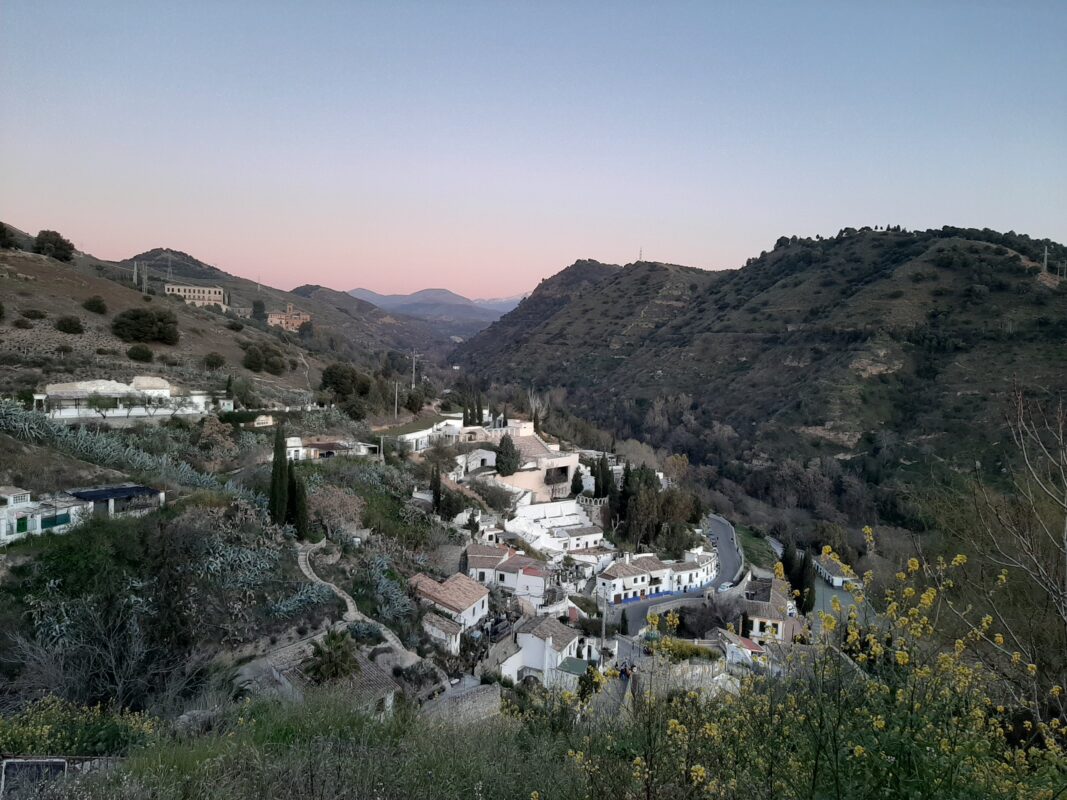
[2,2,1064,298]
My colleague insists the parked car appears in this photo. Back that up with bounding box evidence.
[716,582,733,593]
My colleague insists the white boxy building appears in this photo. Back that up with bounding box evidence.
[409,572,489,631]
[33,376,233,422]
[0,486,93,545]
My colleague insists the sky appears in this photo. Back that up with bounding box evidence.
[1,2,1065,297]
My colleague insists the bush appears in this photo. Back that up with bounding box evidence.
[204,352,226,370]
[243,346,264,372]
[82,295,108,314]
[12,317,32,329]
[20,308,46,320]
[112,308,179,344]
[0,301,4,321]
[227,320,244,331]
[55,315,84,334]
[33,229,74,262]
[126,344,154,362]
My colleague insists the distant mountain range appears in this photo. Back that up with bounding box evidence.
[349,287,526,338]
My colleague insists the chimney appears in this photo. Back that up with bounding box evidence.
[624,552,631,564]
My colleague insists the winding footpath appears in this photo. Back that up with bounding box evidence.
[293,539,413,657]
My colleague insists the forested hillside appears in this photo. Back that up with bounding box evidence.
[456,228,1067,524]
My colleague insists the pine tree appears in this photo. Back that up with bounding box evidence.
[571,466,584,496]
[269,425,288,524]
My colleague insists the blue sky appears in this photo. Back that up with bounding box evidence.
[1,1,1064,295]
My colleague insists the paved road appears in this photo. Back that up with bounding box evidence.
[619,513,745,631]
[705,513,743,586]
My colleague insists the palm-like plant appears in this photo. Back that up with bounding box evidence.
[304,629,359,683]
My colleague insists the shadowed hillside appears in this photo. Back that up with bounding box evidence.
[455,228,1067,514]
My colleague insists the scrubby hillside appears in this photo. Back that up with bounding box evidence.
[0,248,325,404]
[456,229,1067,510]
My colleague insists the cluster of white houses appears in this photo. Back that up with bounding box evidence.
[390,415,579,504]
[0,483,165,545]
[595,548,717,604]
[33,376,234,421]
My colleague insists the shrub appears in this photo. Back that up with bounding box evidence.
[243,346,264,372]
[82,295,108,314]
[126,344,154,362]
[12,318,32,329]
[20,308,46,320]
[55,316,84,334]
[56,344,74,354]
[0,301,4,321]
[0,695,155,757]
[204,352,226,370]
[33,229,74,262]
[112,308,179,344]
[227,320,244,331]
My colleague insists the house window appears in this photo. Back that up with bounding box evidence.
[478,571,486,581]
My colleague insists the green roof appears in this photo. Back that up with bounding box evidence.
[557,657,591,677]
[377,414,448,437]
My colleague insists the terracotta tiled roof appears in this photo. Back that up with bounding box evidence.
[600,560,650,580]
[497,555,543,574]
[423,611,462,637]
[516,616,580,650]
[466,543,512,570]
[410,572,488,614]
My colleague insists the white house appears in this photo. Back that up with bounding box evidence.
[500,616,582,687]
[505,499,605,557]
[814,554,850,588]
[422,612,462,655]
[409,572,489,631]
[492,433,579,503]
[33,376,233,421]
[0,486,93,545]
[450,448,497,481]
[465,542,513,583]
[740,577,801,644]
[596,548,716,605]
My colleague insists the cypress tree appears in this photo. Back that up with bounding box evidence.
[570,466,584,496]
[799,549,816,614]
[596,455,611,499]
[291,473,310,540]
[476,393,483,426]
[496,434,520,476]
[462,405,470,426]
[286,468,299,525]
[270,425,288,524]
[431,465,442,511]
[502,405,508,426]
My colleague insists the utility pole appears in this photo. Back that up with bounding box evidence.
[411,348,419,390]
[394,382,399,419]
[1044,245,1049,273]
[132,261,138,286]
